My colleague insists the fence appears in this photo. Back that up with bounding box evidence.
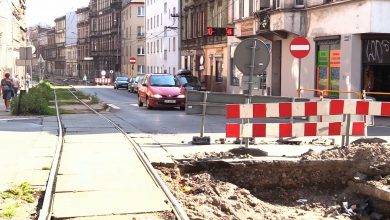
[95,78,112,85]
[186,91,309,116]
[225,99,390,145]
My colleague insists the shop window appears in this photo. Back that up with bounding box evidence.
[316,39,340,98]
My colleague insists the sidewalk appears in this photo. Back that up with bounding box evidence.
[0,100,59,192]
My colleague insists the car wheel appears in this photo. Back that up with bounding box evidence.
[138,96,143,107]
[146,98,153,109]
[180,106,185,111]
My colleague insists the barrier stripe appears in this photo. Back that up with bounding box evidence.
[226,104,240,119]
[279,103,292,117]
[304,123,317,136]
[226,122,366,138]
[382,103,390,116]
[226,100,390,119]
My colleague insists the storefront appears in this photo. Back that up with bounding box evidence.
[315,38,341,98]
[362,35,390,101]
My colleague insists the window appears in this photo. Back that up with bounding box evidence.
[157,15,159,27]
[173,37,176,51]
[295,0,304,8]
[157,40,159,53]
[137,46,145,55]
[273,0,281,9]
[138,65,144,74]
[137,26,145,36]
[138,7,145,16]
[164,2,167,13]
[316,39,341,98]
[215,60,223,82]
[164,50,167,60]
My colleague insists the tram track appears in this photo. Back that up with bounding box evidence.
[37,87,188,220]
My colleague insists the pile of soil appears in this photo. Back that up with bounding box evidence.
[157,143,390,219]
[158,167,358,220]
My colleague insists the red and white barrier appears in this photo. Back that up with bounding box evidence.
[95,78,112,84]
[226,121,366,138]
[226,100,390,119]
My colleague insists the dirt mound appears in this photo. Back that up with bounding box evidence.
[301,143,389,164]
[158,167,356,220]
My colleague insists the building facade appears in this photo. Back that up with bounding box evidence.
[46,29,56,75]
[76,7,93,81]
[145,0,179,75]
[54,15,66,76]
[0,0,27,79]
[181,0,230,92]
[121,0,145,77]
[89,0,122,80]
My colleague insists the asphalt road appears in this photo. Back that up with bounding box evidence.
[77,86,231,135]
[77,86,390,137]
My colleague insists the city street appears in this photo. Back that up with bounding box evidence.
[78,85,390,139]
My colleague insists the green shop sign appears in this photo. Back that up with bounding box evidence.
[317,50,329,67]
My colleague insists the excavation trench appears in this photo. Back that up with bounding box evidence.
[156,144,390,219]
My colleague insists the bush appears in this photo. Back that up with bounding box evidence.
[10,82,53,115]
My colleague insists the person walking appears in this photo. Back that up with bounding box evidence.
[12,74,20,96]
[0,73,13,112]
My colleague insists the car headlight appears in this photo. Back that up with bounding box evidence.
[177,94,185,98]
[153,94,162,98]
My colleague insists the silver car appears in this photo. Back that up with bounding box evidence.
[128,75,144,93]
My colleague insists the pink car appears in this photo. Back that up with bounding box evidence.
[137,73,186,110]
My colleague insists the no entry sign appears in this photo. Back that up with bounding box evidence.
[290,37,310,59]
[129,57,136,65]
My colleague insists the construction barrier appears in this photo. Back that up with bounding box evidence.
[226,99,390,139]
[95,78,112,84]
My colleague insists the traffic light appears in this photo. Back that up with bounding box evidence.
[207,27,234,36]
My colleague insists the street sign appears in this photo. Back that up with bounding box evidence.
[129,57,136,65]
[84,57,94,61]
[109,70,114,74]
[290,37,310,59]
[101,70,106,76]
[233,38,270,75]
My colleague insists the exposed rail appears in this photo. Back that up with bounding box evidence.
[38,88,64,220]
[67,88,189,220]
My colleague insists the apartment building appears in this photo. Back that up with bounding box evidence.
[121,0,145,77]
[229,0,390,101]
[76,7,93,80]
[180,0,230,92]
[46,29,56,75]
[145,0,179,75]
[0,0,27,78]
[89,0,122,80]
[54,15,66,76]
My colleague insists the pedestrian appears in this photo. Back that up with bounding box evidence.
[12,74,20,97]
[0,73,13,112]
[365,66,375,92]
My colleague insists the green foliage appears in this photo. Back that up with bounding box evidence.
[10,82,53,115]
[0,203,17,218]
[90,93,100,104]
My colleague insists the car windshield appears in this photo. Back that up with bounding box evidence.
[150,75,179,87]
[179,76,201,87]
[117,77,128,81]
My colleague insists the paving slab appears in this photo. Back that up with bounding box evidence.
[52,190,170,219]
[52,116,171,219]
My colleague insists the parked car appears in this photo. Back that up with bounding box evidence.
[138,73,186,110]
[127,77,136,92]
[176,69,202,92]
[128,74,144,93]
[114,76,129,89]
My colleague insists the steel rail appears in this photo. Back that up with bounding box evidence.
[38,88,65,220]
[67,88,189,220]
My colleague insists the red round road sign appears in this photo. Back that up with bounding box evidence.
[129,57,136,65]
[290,37,310,59]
